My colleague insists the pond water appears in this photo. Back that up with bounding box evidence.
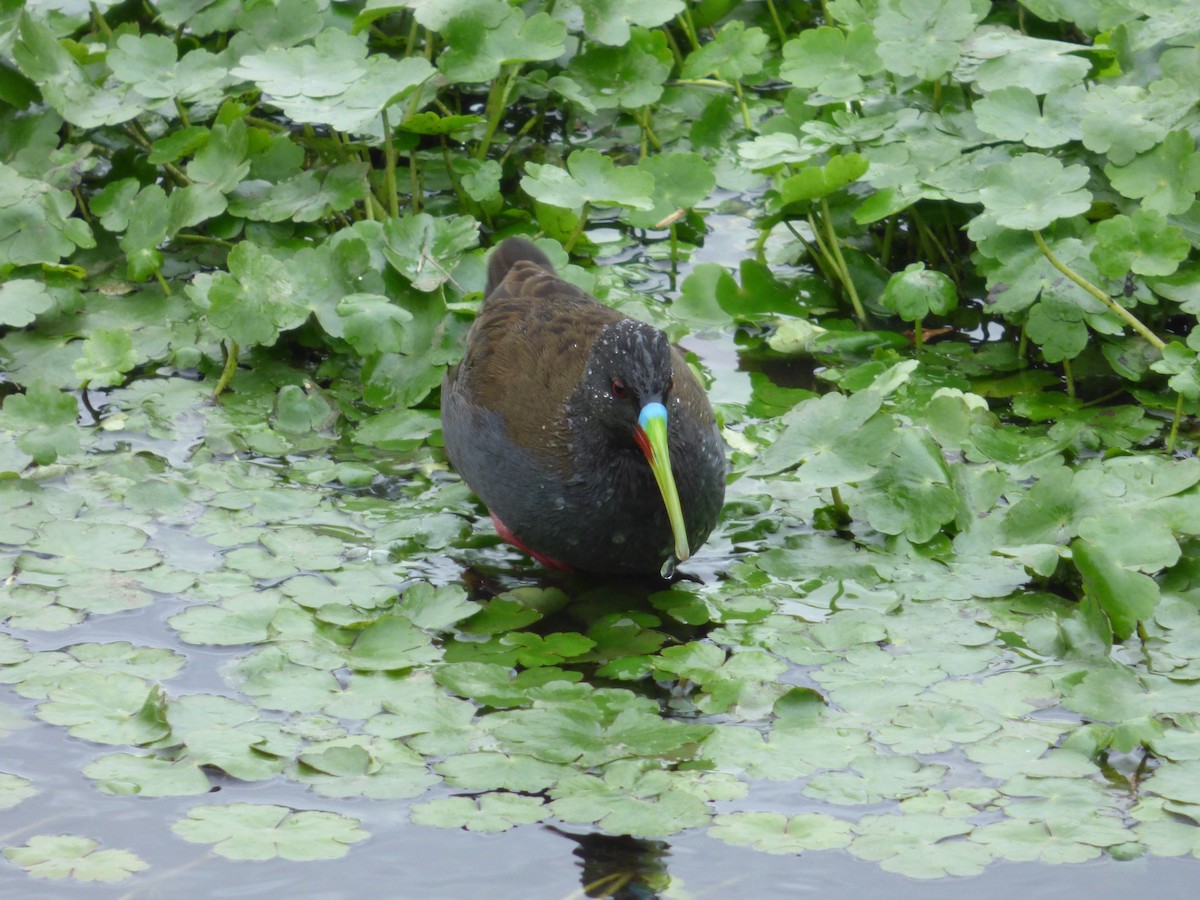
[3,217,1200,898]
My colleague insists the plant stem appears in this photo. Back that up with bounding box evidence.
[441,141,470,210]
[785,219,837,286]
[1063,357,1075,398]
[732,80,753,131]
[476,64,518,160]
[830,485,849,520]
[912,207,958,284]
[153,270,172,296]
[676,10,700,51]
[126,122,189,186]
[672,78,733,89]
[820,198,866,321]
[410,150,421,213]
[880,214,895,267]
[669,222,679,287]
[213,340,239,399]
[404,15,419,57]
[73,187,92,223]
[564,202,589,253]
[1167,391,1183,454]
[174,233,235,248]
[913,316,923,355]
[90,1,112,36]
[380,109,399,218]
[663,26,685,67]
[498,112,540,166]
[1033,230,1166,351]
[636,107,662,155]
[765,0,787,45]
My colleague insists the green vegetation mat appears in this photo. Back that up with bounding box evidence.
[3,0,1200,887]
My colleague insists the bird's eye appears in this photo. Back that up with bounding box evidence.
[610,378,629,399]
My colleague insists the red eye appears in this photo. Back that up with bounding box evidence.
[610,379,628,399]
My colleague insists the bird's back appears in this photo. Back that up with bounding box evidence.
[446,238,622,462]
[485,237,556,298]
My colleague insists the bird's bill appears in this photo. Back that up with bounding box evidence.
[634,402,690,563]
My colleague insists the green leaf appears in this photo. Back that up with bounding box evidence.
[171,803,369,860]
[347,615,440,671]
[710,811,854,854]
[681,21,769,82]
[273,385,338,434]
[1072,539,1160,641]
[874,0,980,82]
[851,812,991,878]
[558,0,683,46]
[193,242,309,348]
[523,149,655,212]
[337,293,413,355]
[84,753,212,797]
[962,31,1090,94]
[1025,296,1088,363]
[880,262,957,321]
[974,85,1083,149]
[1081,81,1190,166]
[233,29,434,134]
[73,329,137,388]
[1092,208,1190,279]
[380,213,479,292]
[439,6,566,83]
[13,14,141,128]
[550,26,672,111]
[0,772,36,810]
[107,33,227,104]
[0,279,55,327]
[3,835,148,883]
[857,429,958,543]
[0,163,96,266]
[749,390,897,483]
[780,26,882,100]
[548,761,717,838]
[37,675,169,746]
[1151,342,1200,399]
[0,383,81,465]
[411,793,545,832]
[397,582,479,631]
[1106,131,1200,215]
[780,153,868,205]
[228,163,368,223]
[976,153,1092,231]
[625,152,718,230]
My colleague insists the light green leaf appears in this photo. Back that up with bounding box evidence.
[171,803,369,860]
[3,835,148,883]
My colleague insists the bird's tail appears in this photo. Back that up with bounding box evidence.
[486,237,555,297]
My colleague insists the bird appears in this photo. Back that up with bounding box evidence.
[441,237,726,576]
